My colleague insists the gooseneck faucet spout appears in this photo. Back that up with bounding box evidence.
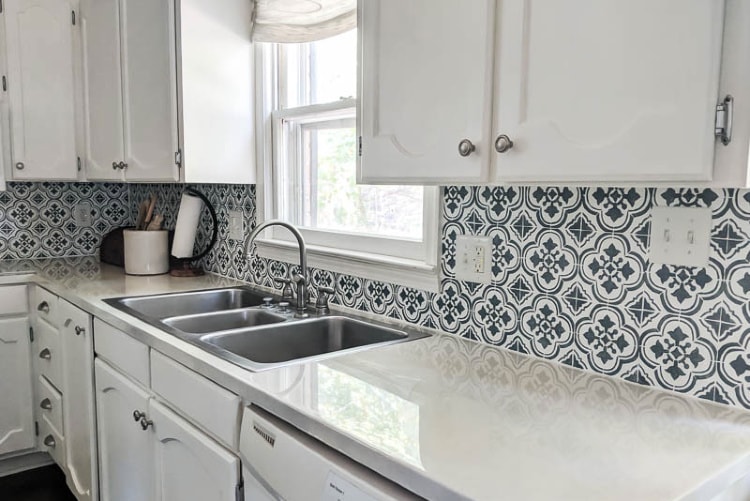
[245,220,308,318]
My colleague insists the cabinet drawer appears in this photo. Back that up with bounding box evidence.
[151,351,240,450]
[33,287,58,327]
[37,376,63,437]
[36,320,62,391]
[0,285,28,315]
[94,319,150,387]
[38,413,65,468]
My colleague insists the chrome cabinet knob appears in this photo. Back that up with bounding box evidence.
[74,326,85,336]
[140,417,153,431]
[43,435,56,448]
[15,162,24,170]
[40,398,52,410]
[457,139,476,157]
[37,301,50,313]
[494,134,514,153]
[133,410,145,422]
[39,348,51,360]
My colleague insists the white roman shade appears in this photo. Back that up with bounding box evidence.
[251,0,356,43]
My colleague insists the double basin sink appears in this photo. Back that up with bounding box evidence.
[106,288,427,371]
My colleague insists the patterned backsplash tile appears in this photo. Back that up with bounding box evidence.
[0,182,129,260]
[128,183,750,411]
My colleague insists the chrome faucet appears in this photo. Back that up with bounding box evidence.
[245,220,308,318]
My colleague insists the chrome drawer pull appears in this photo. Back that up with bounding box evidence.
[39,348,52,360]
[43,435,56,448]
[40,398,52,410]
[37,301,50,314]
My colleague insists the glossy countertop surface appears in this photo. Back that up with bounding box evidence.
[5,257,750,500]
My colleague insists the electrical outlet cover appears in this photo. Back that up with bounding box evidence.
[454,235,492,284]
[228,210,244,241]
[73,202,92,227]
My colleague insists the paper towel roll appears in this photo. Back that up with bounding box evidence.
[171,193,204,258]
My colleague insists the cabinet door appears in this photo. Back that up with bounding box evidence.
[95,359,154,501]
[4,0,78,180]
[493,0,726,182]
[179,0,255,185]
[0,317,34,455]
[80,0,125,181]
[60,300,97,501]
[151,400,240,501]
[357,0,495,184]
[120,0,179,181]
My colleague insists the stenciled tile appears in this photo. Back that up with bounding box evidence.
[0,182,129,260]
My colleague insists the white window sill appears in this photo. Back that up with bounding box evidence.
[254,238,440,293]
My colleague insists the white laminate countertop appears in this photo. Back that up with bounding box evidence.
[5,256,750,500]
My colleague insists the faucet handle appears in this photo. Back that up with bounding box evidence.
[272,275,294,301]
[292,273,307,285]
[315,286,335,315]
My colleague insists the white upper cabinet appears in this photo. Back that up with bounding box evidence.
[358,0,750,185]
[178,0,255,184]
[492,0,726,183]
[80,0,179,182]
[80,0,124,181]
[120,0,179,181]
[5,0,79,181]
[357,0,496,184]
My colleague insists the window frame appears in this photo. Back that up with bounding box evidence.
[254,43,440,292]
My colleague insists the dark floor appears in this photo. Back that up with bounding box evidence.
[0,465,76,501]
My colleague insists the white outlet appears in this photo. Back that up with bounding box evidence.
[649,207,712,267]
[73,202,92,227]
[228,210,244,241]
[455,235,492,283]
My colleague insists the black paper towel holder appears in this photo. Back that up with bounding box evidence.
[169,188,218,277]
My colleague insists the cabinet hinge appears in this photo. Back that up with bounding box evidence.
[77,156,81,172]
[715,95,733,146]
[71,10,76,25]
[358,135,362,157]
[29,326,34,342]
[34,421,39,437]
[175,149,182,168]
[235,481,244,501]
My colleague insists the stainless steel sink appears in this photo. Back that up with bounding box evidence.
[199,316,409,369]
[105,287,429,371]
[115,288,266,319]
[163,309,286,334]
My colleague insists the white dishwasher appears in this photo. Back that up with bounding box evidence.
[239,405,421,501]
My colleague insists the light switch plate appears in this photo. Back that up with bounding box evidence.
[454,235,492,283]
[228,210,244,241]
[649,207,712,267]
[73,202,92,227]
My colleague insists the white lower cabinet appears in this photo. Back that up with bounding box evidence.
[0,316,34,456]
[151,400,240,501]
[60,299,97,501]
[95,358,154,501]
[94,328,241,501]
